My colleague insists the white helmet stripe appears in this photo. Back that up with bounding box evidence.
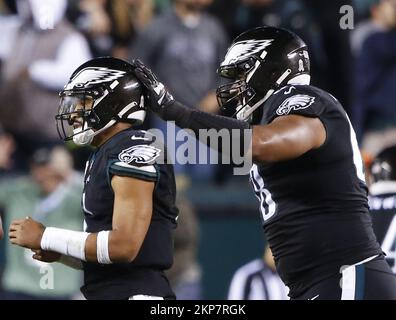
[246,50,268,83]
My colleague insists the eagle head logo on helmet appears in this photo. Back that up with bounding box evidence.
[216,26,311,124]
[56,57,146,146]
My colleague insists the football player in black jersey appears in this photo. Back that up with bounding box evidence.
[369,145,396,274]
[131,26,396,299]
[9,57,178,300]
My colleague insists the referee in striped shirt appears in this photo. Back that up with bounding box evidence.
[228,246,289,300]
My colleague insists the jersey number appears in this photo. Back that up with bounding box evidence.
[346,114,366,182]
[382,215,396,273]
[250,165,276,222]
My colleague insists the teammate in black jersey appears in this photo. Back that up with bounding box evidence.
[9,57,178,300]
[132,26,396,299]
[369,145,396,274]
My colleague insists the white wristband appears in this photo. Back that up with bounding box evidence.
[41,227,89,261]
[97,230,112,264]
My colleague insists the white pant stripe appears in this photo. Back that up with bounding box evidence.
[341,255,378,300]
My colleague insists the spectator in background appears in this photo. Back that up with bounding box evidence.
[0,126,15,174]
[125,0,156,30]
[228,246,288,300]
[166,196,202,299]
[131,0,228,182]
[0,124,15,265]
[351,0,396,155]
[0,146,83,299]
[351,0,388,55]
[67,0,123,57]
[67,0,155,59]
[0,0,91,171]
[131,0,229,113]
[152,0,172,12]
[0,0,20,73]
[352,0,381,22]
[209,0,352,110]
[368,145,396,274]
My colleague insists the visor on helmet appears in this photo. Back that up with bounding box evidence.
[56,93,94,141]
[217,56,257,80]
[216,79,256,118]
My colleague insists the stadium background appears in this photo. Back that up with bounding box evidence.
[0,0,395,299]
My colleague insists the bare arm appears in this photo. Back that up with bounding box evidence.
[10,176,154,264]
[251,115,326,164]
[59,255,84,270]
[31,250,83,270]
[84,175,154,263]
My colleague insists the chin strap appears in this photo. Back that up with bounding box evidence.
[73,102,143,146]
[236,89,274,121]
[237,69,311,122]
[73,119,117,146]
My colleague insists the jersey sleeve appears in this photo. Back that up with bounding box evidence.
[107,137,162,183]
[264,85,326,124]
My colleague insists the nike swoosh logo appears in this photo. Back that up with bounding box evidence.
[309,294,319,300]
[131,135,151,141]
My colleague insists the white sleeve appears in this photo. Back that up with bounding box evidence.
[28,33,92,90]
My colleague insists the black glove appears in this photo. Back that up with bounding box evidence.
[131,59,174,114]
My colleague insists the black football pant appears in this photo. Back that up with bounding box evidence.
[293,256,396,300]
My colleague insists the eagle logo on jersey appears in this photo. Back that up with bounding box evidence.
[221,39,274,65]
[64,67,126,90]
[118,145,161,164]
[276,94,315,116]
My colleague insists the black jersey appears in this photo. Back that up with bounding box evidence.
[80,128,178,300]
[249,84,382,298]
[369,183,396,273]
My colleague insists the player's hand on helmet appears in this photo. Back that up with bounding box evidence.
[131,59,174,113]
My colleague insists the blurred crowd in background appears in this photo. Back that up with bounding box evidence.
[0,0,395,300]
